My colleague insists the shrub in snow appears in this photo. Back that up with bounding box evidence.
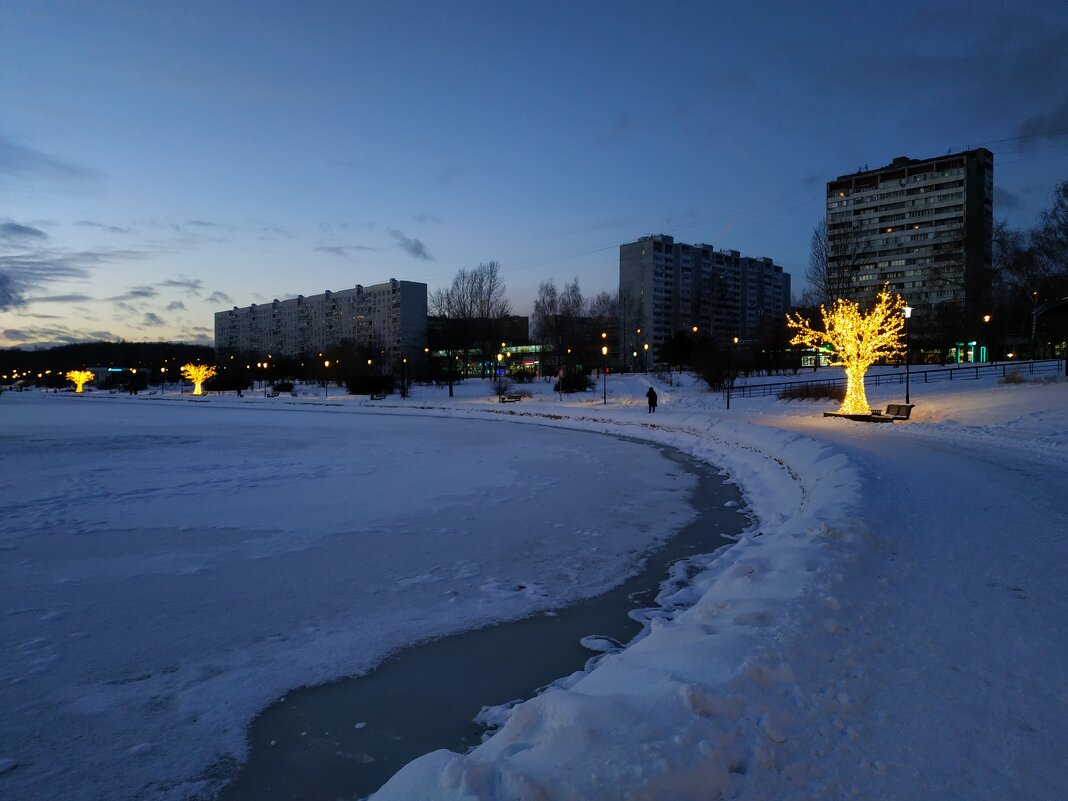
[778,384,846,402]
[554,371,595,393]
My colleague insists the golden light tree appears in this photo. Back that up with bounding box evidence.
[66,370,94,393]
[180,363,217,396]
[787,285,906,415]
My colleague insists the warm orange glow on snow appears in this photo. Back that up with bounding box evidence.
[180,363,217,395]
[66,370,94,393]
[787,286,906,415]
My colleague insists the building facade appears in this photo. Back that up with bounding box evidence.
[214,279,427,362]
[826,148,993,322]
[619,235,791,362]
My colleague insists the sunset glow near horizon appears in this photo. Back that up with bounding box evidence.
[3,1,1068,349]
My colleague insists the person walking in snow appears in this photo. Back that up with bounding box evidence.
[646,386,658,413]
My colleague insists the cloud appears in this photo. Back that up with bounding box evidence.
[388,228,434,261]
[314,244,378,257]
[113,300,139,315]
[413,212,441,224]
[142,312,165,327]
[25,293,95,303]
[1016,95,1068,149]
[186,219,236,231]
[0,247,112,310]
[1,222,48,242]
[0,134,101,187]
[1,325,114,347]
[255,223,297,240]
[75,221,132,234]
[994,186,1022,211]
[159,277,205,295]
[108,286,158,301]
[166,300,186,311]
[205,290,234,305]
[0,272,21,311]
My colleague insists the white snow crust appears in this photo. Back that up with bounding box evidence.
[2,367,1066,800]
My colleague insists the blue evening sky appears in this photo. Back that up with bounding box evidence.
[3,1,1067,347]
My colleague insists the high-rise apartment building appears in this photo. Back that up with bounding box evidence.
[214,279,427,361]
[619,235,791,362]
[826,148,993,321]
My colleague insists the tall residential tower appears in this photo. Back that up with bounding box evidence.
[826,148,993,322]
[619,235,790,363]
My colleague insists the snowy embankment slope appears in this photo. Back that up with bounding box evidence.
[372,372,1068,800]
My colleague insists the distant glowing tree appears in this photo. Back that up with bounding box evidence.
[180,363,217,396]
[66,370,94,393]
[787,286,906,415]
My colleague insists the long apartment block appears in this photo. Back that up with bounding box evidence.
[214,279,428,361]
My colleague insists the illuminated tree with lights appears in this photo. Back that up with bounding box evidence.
[66,370,94,393]
[787,285,906,415]
[180,363,217,396]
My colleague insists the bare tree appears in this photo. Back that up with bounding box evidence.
[588,290,617,322]
[471,261,511,319]
[532,277,587,376]
[558,278,586,359]
[532,279,559,341]
[428,286,460,396]
[804,219,831,306]
[1034,180,1068,277]
[810,218,868,305]
[430,261,513,380]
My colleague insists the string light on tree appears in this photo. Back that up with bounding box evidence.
[787,285,906,416]
[180,363,217,396]
[66,370,94,393]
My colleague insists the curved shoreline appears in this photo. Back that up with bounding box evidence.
[217,443,747,801]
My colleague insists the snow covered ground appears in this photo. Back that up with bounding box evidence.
[3,364,1067,800]
[0,392,698,800]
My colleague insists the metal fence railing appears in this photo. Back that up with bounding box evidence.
[729,359,1066,400]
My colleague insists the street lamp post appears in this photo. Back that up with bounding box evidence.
[726,337,738,410]
[496,352,504,397]
[601,345,608,404]
[903,306,912,404]
[643,342,649,373]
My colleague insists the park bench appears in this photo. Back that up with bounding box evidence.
[267,390,279,397]
[871,402,914,421]
[824,402,914,422]
[369,392,388,400]
[500,392,524,403]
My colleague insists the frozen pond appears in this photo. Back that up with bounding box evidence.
[219,445,743,800]
[1,394,706,801]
